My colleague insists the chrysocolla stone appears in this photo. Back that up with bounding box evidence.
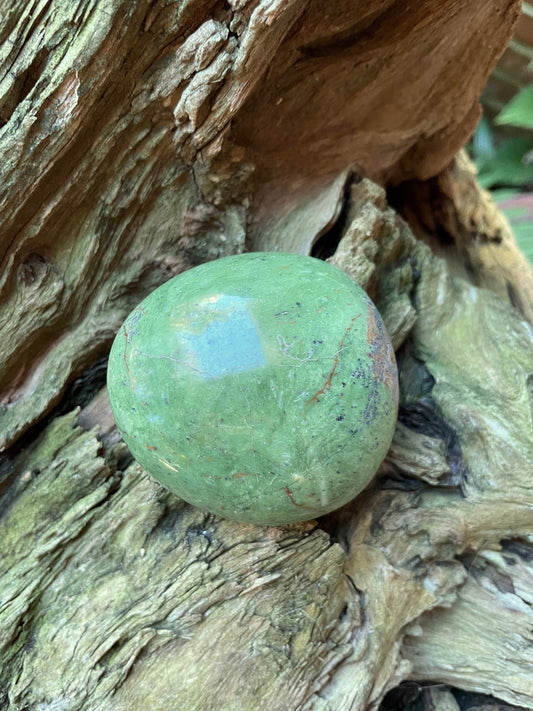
[107,252,398,525]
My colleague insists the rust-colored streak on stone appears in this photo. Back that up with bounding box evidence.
[366,302,399,406]
[283,486,308,509]
[307,314,361,404]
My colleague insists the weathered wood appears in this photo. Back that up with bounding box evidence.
[1,2,532,710]
[2,171,533,710]
[0,0,521,448]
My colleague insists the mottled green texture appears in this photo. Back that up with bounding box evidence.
[0,408,350,711]
[107,253,398,524]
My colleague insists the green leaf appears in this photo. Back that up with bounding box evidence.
[471,115,495,169]
[522,2,533,19]
[495,191,533,266]
[495,85,533,129]
[477,138,533,189]
[513,222,533,265]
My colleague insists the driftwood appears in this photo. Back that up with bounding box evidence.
[1,2,532,710]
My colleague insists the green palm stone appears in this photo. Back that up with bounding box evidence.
[107,252,398,525]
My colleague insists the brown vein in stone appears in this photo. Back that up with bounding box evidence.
[307,313,361,404]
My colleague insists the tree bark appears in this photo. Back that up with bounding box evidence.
[1,2,532,710]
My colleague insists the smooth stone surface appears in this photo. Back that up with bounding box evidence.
[107,253,398,525]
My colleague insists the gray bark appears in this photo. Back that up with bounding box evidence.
[1,2,532,710]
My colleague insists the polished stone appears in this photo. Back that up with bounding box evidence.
[107,253,398,525]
